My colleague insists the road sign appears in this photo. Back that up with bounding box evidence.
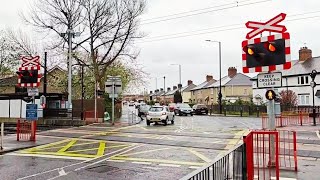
[27,88,39,96]
[265,90,276,101]
[105,76,122,94]
[18,56,41,88]
[310,81,317,88]
[109,94,118,98]
[242,32,291,73]
[26,104,38,121]
[258,72,282,88]
[245,13,287,39]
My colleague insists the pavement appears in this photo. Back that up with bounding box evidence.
[0,105,319,180]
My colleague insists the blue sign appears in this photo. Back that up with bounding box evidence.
[26,104,38,121]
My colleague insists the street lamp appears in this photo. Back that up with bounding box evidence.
[163,76,166,105]
[60,29,80,109]
[170,64,182,88]
[205,40,222,114]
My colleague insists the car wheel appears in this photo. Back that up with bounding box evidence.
[147,120,150,126]
[163,117,168,126]
[191,114,193,116]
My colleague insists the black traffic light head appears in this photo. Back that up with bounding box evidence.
[310,69,317,80]
[243,40,285,68]
[17,70,38,83]
[242,33,291,73]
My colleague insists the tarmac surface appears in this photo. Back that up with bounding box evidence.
[0,105,319,180]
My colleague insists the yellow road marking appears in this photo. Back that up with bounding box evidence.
[66,148,99,153]
[187,149,211,163]
[217,129,250,158]
[97,142,106,156]
[27,139,71,152]
[58,139,77,153]
[111,156,206,166]
[37,141,98,151]
[20,151,97,158]
[120,147,177,157]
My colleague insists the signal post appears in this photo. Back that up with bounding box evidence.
[242,13,292,165]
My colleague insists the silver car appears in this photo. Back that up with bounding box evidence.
[146,106,174,126]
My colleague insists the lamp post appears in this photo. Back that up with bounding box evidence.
[163,76,166,105]
[310,70,318,126]
[60,28,80,109]
[170,64,182,88]
[205,40,222,114]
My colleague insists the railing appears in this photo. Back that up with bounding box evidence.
[181,143,246,180]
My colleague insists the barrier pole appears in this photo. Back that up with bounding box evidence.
[0,122,4,150]
[293,131,298,171]
[17,119,20,141]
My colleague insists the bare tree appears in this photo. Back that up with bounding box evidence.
[24,0,146,89]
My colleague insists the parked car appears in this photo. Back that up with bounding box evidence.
[138,104,150,117]
[193,104,209,115]
[129,101,135,106]
[146,106,174,126]
[174,103,194,116]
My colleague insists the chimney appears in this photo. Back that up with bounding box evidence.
[299,47,312,62]
[228,67,237,78]
[155,89,159,93]
[160,88,164,91]
[206,75,213,82]
[167,87,171,92]
[173,86,177,90]
[150,91,153,94]
[187,80,193,85]
[178,84,182,89]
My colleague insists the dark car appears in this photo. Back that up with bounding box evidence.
[192,104,209,115]
[174,103,194,116]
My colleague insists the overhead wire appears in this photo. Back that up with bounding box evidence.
[141,0,271,25]
[137,11,320,43]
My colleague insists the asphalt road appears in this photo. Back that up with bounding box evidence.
[0,106,263,180]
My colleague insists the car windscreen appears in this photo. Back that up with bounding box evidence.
[149,107,163,112]
[197,105,207,108]
[178,104,191,108]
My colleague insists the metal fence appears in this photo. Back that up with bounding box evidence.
[181,143,246,180]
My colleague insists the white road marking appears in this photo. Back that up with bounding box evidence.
[316,130,320,139]
[58,169,66,176]
[106,159,125,163]
[132,161,152,165]
[74,144,145,171]
[142,166,162,170]
[189,166,201,169]
[158,164,181,168]
[7,153,89,161]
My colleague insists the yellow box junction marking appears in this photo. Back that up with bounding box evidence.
[57,139,77,153]
[187,148,211,163]
[19,139,131,159]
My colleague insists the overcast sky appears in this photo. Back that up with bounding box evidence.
[1,0,320,94]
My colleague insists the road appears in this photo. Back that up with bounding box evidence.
[0,106,262,180]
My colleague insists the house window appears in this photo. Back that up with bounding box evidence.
[298,76,309,85]
[298,94,310,105]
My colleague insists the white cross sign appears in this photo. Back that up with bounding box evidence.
[245,13,287,39]
[21,56,40,67]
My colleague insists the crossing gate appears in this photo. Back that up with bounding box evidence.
[17,119,36,141]
[244,130,297,180]
[262,112,320,129]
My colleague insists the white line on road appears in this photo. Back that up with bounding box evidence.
[158,164,181,168]
[316,130,320,139]
[106,159,126,163]
[142,166,162,170]
[58,169,66,176]
[132,161,152,165]
[189,166,201,169]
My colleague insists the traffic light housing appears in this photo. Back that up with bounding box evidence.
[16,70,38,83]
[242,33,291,73]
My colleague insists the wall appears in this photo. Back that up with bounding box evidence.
[0,99,41,118]
[182,92,192,103]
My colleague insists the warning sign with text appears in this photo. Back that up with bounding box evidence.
[257,72,282,88]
